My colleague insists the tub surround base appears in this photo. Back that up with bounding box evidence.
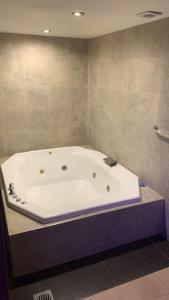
[0,185,165,277]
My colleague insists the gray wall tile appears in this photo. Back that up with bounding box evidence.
[1,18,169,201]
[0,33,88,156]
[88,17,169,199]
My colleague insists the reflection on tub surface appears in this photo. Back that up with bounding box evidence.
[1,146,140,224]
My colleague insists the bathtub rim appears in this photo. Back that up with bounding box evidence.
[0,146,141,225]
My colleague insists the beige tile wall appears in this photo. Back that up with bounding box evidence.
[0,33,88,156]
[88,17,169,199]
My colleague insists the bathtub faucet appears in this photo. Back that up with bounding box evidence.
[104,157,117,167]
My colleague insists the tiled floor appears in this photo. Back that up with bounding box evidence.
[9,237,169,300]
[88,268,169,300]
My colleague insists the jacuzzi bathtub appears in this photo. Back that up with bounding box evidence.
[1,147,140,224]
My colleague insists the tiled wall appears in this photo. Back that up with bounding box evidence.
[1,18,169,199]
[0,33,88,156]
[88,18,169,199]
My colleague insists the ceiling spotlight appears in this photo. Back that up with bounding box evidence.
[72,11,85,17]
[43,29,51,33]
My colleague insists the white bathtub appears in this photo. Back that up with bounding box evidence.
[1,147,140,224]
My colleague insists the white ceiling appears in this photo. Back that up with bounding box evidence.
[0,0,169,38]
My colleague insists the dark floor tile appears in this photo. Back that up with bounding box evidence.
[155,240,169,258]
[102,244,169,285]
[39,262,115,300]
[9,282,40,300]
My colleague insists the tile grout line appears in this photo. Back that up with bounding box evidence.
[152,272,169,297]
[153,243,169,261]
[151,245,169,295]
[100,261,118,286]
[156,293,169,300]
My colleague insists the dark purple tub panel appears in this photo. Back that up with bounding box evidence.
[10,200,165,277]
[0,231,9,300]
[0,196,9,300]
[165,199,169,240]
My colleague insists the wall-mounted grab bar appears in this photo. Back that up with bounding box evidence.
[154,126,169,141]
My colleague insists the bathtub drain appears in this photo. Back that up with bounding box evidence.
[107,185,110,192]
[33,290,54,300]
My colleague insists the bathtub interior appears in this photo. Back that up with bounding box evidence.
[1,147,140,223]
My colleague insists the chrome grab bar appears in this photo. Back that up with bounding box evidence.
[154,126,169,141]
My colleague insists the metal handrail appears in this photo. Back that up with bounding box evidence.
[154,126,169,141]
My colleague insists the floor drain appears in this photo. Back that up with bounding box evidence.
[33,290,54,300]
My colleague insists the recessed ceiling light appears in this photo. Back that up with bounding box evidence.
[72,11,85,17]
[43,29,51,33]
[137,11,162,18]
